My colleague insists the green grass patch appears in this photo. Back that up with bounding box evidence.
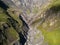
[0,7,8,22]
[37,24,60,45]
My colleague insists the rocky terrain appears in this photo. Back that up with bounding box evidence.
[0,0,60,45]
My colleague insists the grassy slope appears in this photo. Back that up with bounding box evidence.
[37,0,60,45]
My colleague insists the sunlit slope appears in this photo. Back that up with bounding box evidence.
[37,0,60,45]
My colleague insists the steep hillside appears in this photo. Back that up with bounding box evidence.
[0,0,60,45]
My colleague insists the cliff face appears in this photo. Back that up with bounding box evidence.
[0,0,60,45]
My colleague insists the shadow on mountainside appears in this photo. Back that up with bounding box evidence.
[41,4,60,24]
[0,0,8,10]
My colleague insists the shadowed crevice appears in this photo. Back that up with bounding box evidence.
[0,0,8,10]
